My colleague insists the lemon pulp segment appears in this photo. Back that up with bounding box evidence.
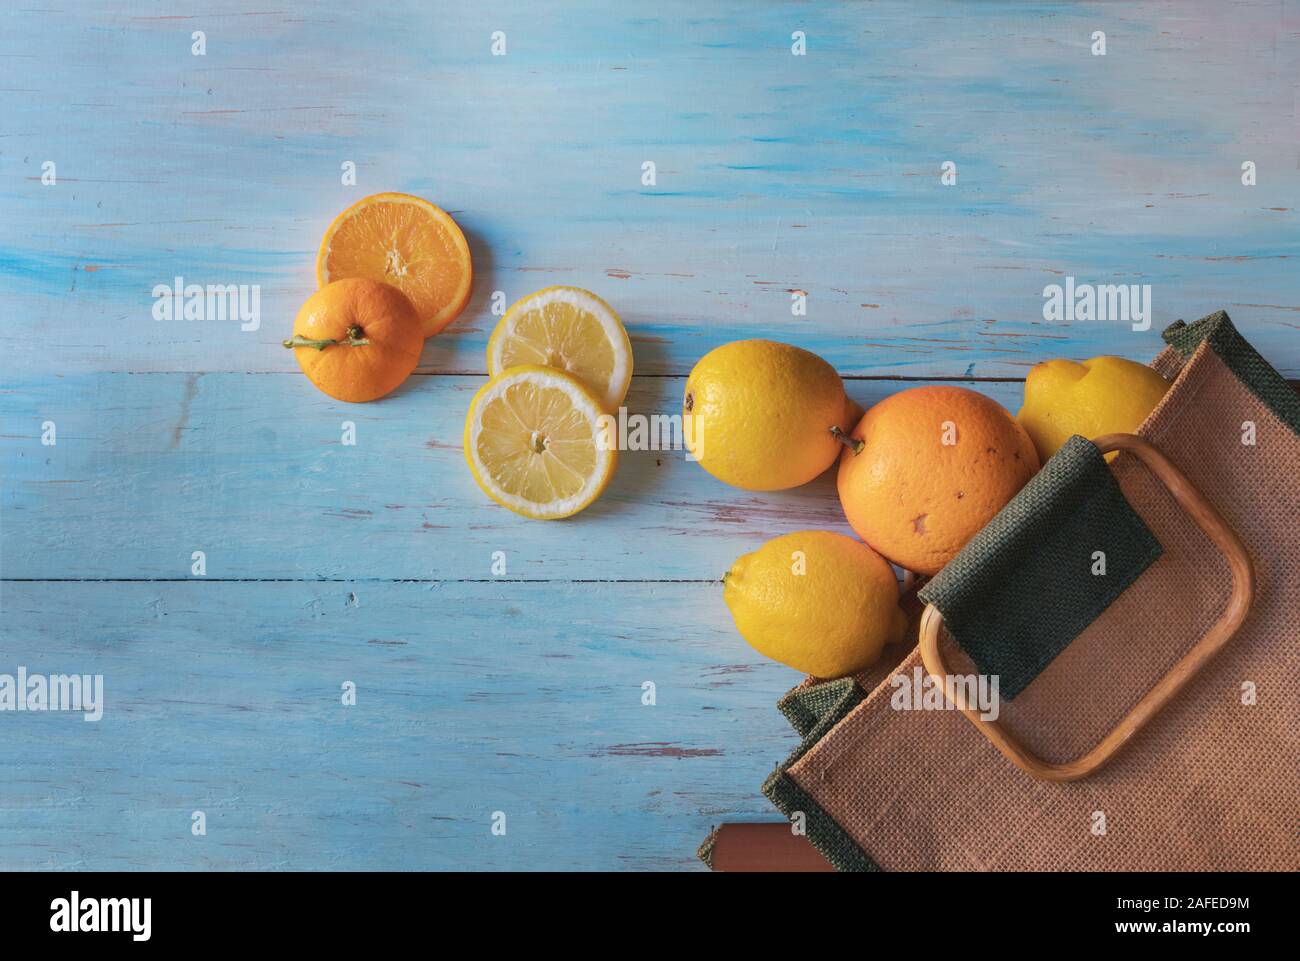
[488,287,631,412]
[464,366,616,519]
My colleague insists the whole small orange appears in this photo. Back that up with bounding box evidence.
[285,278,423,403]
[836,386,1039,575]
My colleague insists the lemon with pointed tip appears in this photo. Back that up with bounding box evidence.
[463,365,617,520]
[724,531,908,678]
[1017,356,1171,462]
[684,340,850,491]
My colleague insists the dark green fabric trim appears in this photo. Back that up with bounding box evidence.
[696,827,718,869]
[919,435,1163,700]
[1163,309,1300,438]
[762,769,881,873]
[699,677,879,871]
[777,677,861,739]
[775,677,864,749]
[763,677,881,872]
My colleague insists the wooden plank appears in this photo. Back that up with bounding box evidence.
[0,579,808,871]
[0,372,1026,580]
[2,3,1296,379]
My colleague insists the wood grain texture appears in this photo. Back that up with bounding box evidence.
[2,1,1296,378]
[0,581,799,870]
[1,0,1297,870]
[0,372,1023,580]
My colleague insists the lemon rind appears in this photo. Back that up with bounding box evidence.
[464,365,617,520]
[486,286,632,412]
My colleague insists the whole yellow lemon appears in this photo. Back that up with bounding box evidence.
[684,340,849,490]
[724,531,908,678]
[1017,356,1171,462]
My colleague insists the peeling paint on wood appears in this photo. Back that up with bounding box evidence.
[1,0,1297,870]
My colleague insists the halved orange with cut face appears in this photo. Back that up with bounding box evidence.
[317,192,473,338]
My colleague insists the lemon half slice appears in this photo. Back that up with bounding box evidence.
[464,365,618,520]
[487,286,632,412]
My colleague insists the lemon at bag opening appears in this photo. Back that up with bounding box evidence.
[724,530,908,678]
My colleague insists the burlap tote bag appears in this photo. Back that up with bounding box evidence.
[711,310,1299,871]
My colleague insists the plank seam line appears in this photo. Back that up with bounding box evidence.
[109,371,1036,384]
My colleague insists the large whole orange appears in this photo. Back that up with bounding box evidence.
[285,278,424,403]
[836,386,1039,575]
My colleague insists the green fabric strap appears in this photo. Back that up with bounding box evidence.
[918,435,1162,700]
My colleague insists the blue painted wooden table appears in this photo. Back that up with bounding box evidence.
[2,2,1296,870]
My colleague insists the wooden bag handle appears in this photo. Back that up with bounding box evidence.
[918,432,1255,783]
